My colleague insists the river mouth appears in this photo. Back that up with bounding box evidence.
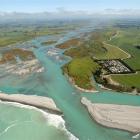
[0,25,140,140]
[0,101,77,140]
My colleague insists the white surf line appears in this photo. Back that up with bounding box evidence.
[132,133,140,139]
[0,101,79,140]
[0,93,62,114]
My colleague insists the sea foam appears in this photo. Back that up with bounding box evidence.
[0,101,79,140]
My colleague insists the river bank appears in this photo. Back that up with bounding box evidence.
[1,21,140,140]
[81,97,140,133]
[65,73,98,93]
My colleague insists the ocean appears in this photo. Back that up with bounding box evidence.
[0,25,140,140]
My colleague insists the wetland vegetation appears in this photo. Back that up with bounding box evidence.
[0,48,35,64]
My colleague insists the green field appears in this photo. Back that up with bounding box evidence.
[105,28,140,90]
[63,28,140,92]
[1,22,139,92]
[0,36,32,47]
[110,72,140,89]
[64,32,129,60]
[0,25,73,47]
[63,57,100,90]
[93,42,129,59]
[109,28,140,70]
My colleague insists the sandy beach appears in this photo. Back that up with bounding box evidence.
[0,93,62,115]
[81,97,140,133]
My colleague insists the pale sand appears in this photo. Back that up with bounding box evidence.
[74,84,98,93]
[0,93,62,115]
[0,59,44,76]
[81,97,140,133]
[66,74,98,93]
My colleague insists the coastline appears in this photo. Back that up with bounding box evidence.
[0,101,79,140]
[81,97,140,133]
[0,93,62,115]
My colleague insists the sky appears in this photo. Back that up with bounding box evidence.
[0,0,140,13]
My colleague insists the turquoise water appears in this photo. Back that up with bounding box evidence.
[0,102,72,140]
[0,26,140,140]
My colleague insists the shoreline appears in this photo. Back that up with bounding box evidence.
[74,84,99,93]
[0,93,62,115]
[98,79,140,95]
[0,100,79,140]
[81,97,140,133]
[96,74,140,95]
[65,74,98,93]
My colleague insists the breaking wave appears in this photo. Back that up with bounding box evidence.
[0,101,79,140]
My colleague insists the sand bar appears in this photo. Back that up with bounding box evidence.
[0,93,62,115]
[81,97,140,133]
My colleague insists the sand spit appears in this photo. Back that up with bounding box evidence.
[0,93,62,115]
[81,97,140,133]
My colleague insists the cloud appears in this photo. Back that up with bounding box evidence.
[0,9,140,21]
[102,9,140,16]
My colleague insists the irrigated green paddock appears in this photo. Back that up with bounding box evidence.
[64,27,140,92]
[109,28,140,70]
[110,72,140,88]
[93,42,129,59]
[64,32,129,60]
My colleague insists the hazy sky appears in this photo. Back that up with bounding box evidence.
[0,0,140,12]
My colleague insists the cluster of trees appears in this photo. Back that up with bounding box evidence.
[94,69,140,94]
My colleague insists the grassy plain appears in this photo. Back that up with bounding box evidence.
[110,72,140,88]
[103,28,140,90]
[63,28,140,92]
[93,42,129,59]
[0,24,76,47]
[109,28,140,70]
[64,32,129,60]
[63,57,100,90]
